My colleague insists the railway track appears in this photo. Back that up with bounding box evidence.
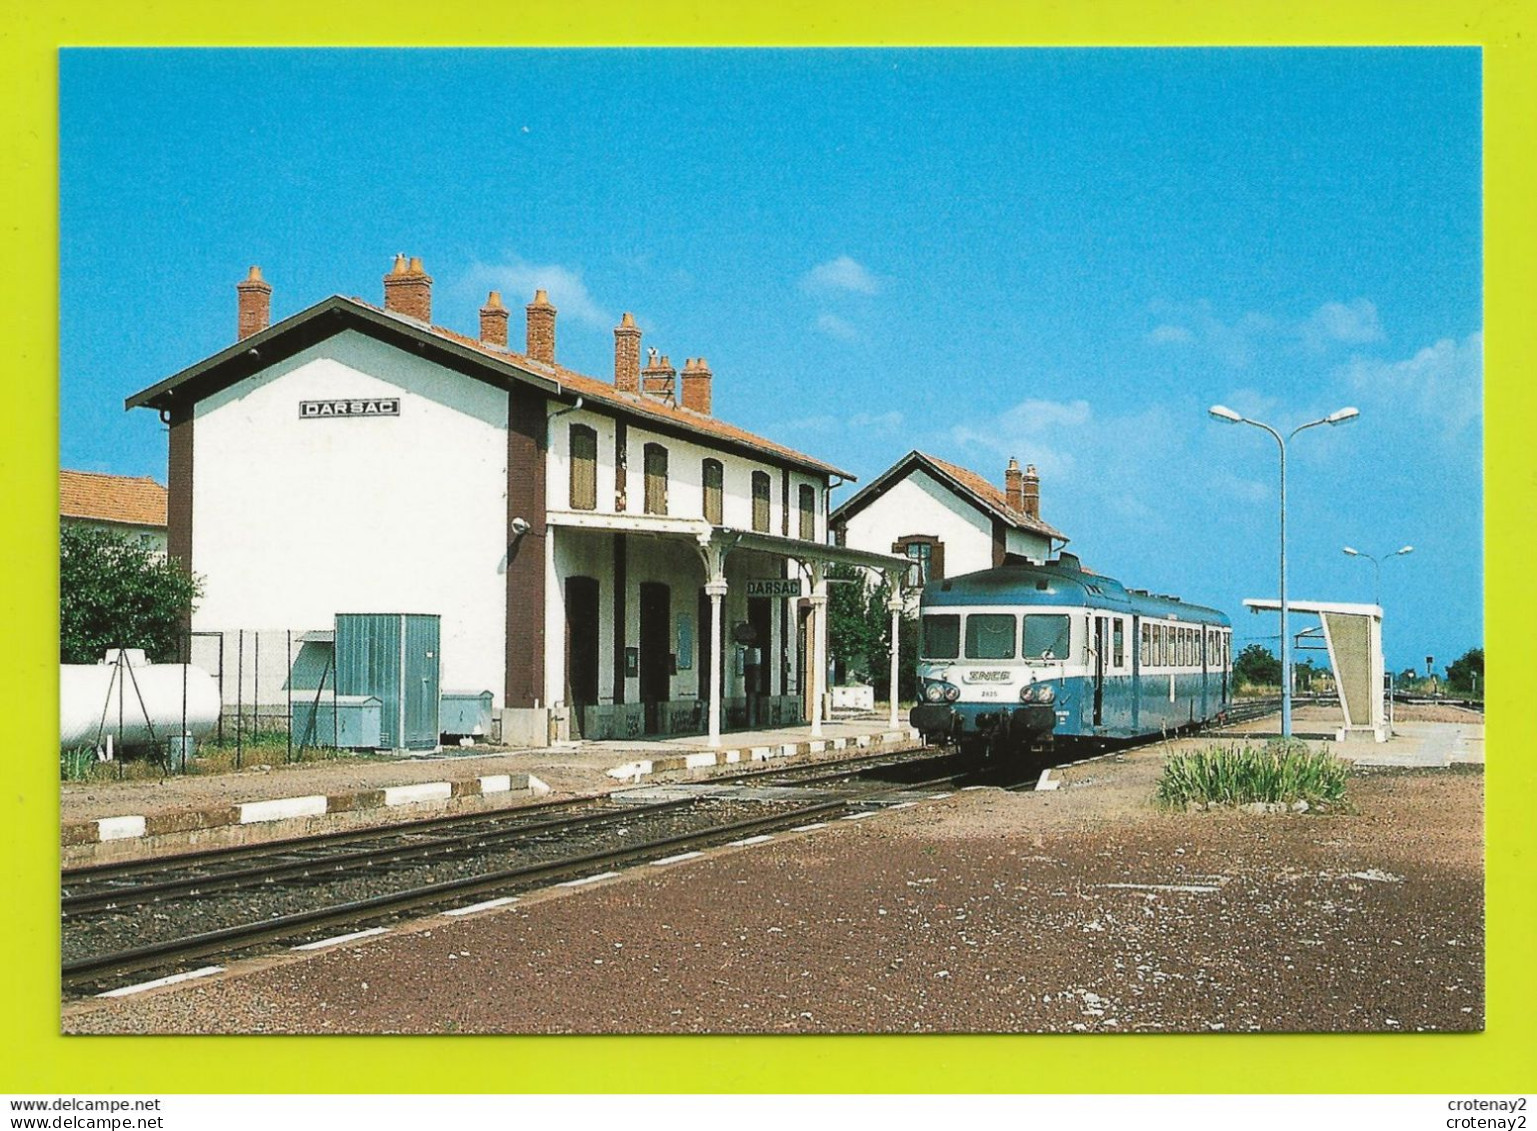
[63,746,972,996]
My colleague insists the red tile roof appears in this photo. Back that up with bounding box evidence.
[60,470,167,528]
[919,452,1065,540]
[361,301,851,479]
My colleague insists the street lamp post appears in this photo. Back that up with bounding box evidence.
[1209,403,1360,738]
[1342,544,1414,607]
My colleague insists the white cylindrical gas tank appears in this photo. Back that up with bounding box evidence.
[60,660,222,751]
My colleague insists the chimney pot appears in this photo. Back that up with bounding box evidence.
[236,264,273,340]
[614,312,642,392]
[642,348,678,403]
[526,289,557,364]
[1004,456,1025,512]
[1022,463,1041,520]
[681,356,714,415]
[480,290,510,348]
[383,254,432,322]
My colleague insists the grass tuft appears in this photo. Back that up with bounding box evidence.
[1157,739,1350,811]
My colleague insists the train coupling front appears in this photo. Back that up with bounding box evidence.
[910,695,1058,749]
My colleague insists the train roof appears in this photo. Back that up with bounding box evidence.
[918,552,1230,626]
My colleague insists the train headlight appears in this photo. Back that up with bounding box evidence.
[924,682,946,703]
[1020,683,1056,704]
[944,684,960,702]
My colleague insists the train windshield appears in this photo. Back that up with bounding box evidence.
[920,614,960,660]
[1022,614,1072,661]
[964,614,1016,660]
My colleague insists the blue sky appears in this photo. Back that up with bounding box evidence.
[59,48,1482,674]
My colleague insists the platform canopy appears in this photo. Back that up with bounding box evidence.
[1243,599,1386,742]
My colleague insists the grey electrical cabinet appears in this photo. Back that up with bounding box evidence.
[292,694,384,749]
[440,689,494,739]
[335,614,441,751]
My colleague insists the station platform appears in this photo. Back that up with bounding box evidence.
[1214,703,1484,768]
[59,713,923,863]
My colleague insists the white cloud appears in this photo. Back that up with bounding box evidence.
[780,414,838,433]
[815,313,860,341]
[461,257,611,330]
[1301,299,1385,352]
[1343,331,1482,437]
[1146,300,1273,368]
[801,255,881,296]
[1147,324,1194,345]
[850,410,904,434]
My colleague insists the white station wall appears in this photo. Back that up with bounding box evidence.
[191,331,510,707]
[840,469,996,578]
[542,405,822,708]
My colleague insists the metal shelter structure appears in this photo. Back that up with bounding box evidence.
[1243,598,1386,742]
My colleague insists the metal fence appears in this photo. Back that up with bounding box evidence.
[177,627,338,767]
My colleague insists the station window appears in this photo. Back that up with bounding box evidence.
[921,614,960,660]
[892,535,943,588]
[702,459,723,525]
[965,613,1017,660]
[798,484,816,541]
[643,443,668,515]
[569,424,598,511]
[752,471,771,532]
[1113,619,1125,668]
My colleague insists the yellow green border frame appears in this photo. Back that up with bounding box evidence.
[3,0,1531,1095]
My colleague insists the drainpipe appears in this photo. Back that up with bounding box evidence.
[543,395,584,443]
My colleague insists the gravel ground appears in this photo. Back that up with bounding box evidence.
[63,737,1482,1035]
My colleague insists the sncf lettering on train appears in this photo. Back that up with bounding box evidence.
[299,398,401,419]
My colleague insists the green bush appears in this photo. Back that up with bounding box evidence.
[1156,739,1350,810]
[60,525,201,663]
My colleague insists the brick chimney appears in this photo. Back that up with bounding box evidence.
[680,357,713,415]
[526,289,556,364]
[383,254,432,323]
[479,290,509,348]
[641,348,676,403]
[614,313,642,393]
[1005,457,1024,511]
[236,265,272,340]
[1022,463,1041,519]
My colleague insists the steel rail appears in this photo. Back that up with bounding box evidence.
[62,794,705,916]
[64,797,851,989]
[64,790,607,882]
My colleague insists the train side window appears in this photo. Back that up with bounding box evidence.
[1139,624,1149,666]
[965,614,1017,660]
[921,615,960,660]
[1113,619,1125,668]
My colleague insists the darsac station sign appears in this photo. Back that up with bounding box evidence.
[299,398,401,419]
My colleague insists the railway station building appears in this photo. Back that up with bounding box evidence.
[829,450,1069,593]
[126,257,903,748]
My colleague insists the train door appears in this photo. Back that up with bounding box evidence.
[1130,616,1141,731]
[1221,629,1230,706]
[1092,614,1108,728]
[566,577,600,738]
[639,582,671,734]
[1200,626,1210,722]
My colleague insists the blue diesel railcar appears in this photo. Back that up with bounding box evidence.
[910,553,1232,758]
